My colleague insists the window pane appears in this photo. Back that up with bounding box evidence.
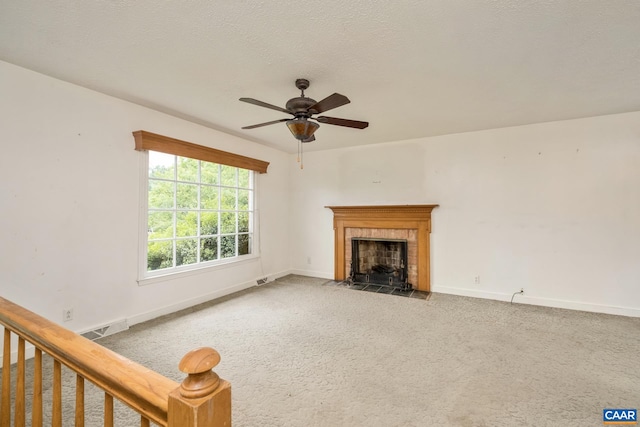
[148,240,173,271]
[148,180,175,209]
[201,162,219,185]
[176,211,198,237]
[200,185,219,209]
[221,165,237,186]
[149,152,175,179]
[176,239,198,266]
[221,235,236,258]
[221,212,236,234]
[238,189,249,211]
[177,157,198,182]
[200,237,218,262]
[238,234,250,255]
[148,211,173,239]
[238,212,249,233]
[201,212,219,235]
[221,188,236,210]
[177,183,198,209]
[238,169,250,188]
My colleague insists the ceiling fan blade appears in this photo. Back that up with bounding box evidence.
[239,97,291,114]
[316,116,369,129]
[308,93,350,114]
[241,118,290,129]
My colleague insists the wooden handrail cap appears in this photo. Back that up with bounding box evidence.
[178,347,221,375]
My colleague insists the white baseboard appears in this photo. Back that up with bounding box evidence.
[127,271,303,326]
[129,277,260,327]
[432,285,640,318]
[264,269,295,282]
[288,269,333,280]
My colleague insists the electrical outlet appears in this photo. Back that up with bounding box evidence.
[307,257,311,265]
[474,275,480,284]
[63,308,73,322]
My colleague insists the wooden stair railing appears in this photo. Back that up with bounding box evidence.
[0,297,231,426]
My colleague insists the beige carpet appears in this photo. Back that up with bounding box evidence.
[3,275,640,426]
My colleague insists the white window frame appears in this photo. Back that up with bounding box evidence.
[137,151,260,285]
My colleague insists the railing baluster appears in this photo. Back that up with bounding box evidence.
[52,360,62,427]
[32,349,43,427]
[75,375,85,427]
[15,337,25,426]
[1,329,11,427]
[141,416,150,427]
[104,393,113,427]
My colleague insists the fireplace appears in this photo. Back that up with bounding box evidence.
[350,238,410,290]
[326,205,438,292]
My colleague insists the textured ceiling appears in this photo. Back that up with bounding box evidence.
[2,1,640,153]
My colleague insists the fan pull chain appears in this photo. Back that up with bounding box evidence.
[297,139,300,163]
[300,140,304,169]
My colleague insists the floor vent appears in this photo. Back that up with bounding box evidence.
[81,319,129,341]
[257,277,268,285]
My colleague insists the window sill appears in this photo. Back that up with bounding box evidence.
[137,254,260,286]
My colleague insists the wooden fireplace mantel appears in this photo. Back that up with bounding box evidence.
[326,205,438,291]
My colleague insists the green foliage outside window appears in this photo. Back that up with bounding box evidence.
[146,152,253,272]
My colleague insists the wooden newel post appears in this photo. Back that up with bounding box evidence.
[168,347,232,426]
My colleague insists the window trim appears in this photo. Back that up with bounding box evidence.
[132,130,269,173]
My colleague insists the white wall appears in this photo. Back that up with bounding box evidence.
[2,56,638,361]
[290,112,640,317]
[0,60,292,348]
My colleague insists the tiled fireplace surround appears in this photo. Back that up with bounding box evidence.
[327,205,438,292]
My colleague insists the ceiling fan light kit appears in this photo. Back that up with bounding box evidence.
[286,118,319,142]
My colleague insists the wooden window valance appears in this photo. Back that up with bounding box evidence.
[132,130,269,174]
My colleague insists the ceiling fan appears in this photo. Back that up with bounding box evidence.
[239,78,369,143]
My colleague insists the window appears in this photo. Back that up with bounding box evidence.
[133,130,268,282]
[144,151,255,275]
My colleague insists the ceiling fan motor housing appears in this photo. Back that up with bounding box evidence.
[286,97,317,118]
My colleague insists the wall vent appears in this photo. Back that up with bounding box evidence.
[81,319,129,341]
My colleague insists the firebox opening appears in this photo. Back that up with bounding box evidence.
[349,238,411,290]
